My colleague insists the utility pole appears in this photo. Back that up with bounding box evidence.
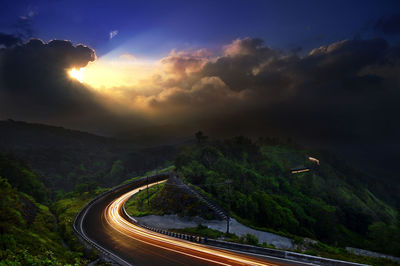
[226,179,232,234]
[147,175,149,207]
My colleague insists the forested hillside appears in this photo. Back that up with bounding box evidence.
[0,120,183,264]
[0,120,178,193]
[175,135,400,256]
[125,177,220,220]
[1,120,398,263]
[0,155,98,265]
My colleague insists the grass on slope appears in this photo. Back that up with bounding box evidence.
[125,177,220,220]
[171,223,398,266]
[125,183,166,217]
[0,177,90,265]
[51,187,108,255]
[121,165,175,185]
[175,137,399,255]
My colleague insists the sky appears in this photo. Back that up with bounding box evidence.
[1,0,400,56]
[1,0,400,173]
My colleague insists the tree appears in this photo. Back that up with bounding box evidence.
[109,160,125,181]
[195,131,208,145]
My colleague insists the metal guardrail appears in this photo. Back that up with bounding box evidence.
[180,179,228,220]
[205,239,367,266]
[121,174,367,266]
[75,171,367,266]
[122,201,366,266]
[122,204,206,244]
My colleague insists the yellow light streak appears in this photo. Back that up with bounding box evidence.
[105,180,276,266]
[308,157,320,165]
[291,169,310,174]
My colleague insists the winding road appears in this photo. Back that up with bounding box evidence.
[77,175,306,265]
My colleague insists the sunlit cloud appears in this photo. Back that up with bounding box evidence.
[120,53,136,61]
[3,36,397,143]
[78,55,157,90]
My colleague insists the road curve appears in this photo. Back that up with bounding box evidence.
[78,176,305,265]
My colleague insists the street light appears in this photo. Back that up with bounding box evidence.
[226,179,233,234]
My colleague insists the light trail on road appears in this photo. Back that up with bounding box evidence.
[104,179,280,265]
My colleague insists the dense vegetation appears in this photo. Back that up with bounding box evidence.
[0,155,49,204]
[170,224,398,265]
[170,224,260,245]
[0,156,96,265]
[125,177,219,220]
[1,120,399,264]
[0,120,179,265]
[51,186,108,258]
[175,135,400,256]
[0,120,178,192]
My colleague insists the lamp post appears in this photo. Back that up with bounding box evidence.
[226,179,232,234]
[147,175,149,207]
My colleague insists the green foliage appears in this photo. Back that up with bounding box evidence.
[0,120,179,193]
[109,160,124,180]
[0,154,107,264]
[125,179,218,220]
[175,137,400,256]
[171,222,398,265]
[367,221,400,256]
[74,181,99,194]
[239,233,259,245]
[125,183,166,217]
[51,186,107,253]
[0,155,49,203]
[171,224,224,239]
[299,240,400,266]
[0,177,89,265]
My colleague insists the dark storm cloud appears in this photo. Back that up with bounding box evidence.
[0,38,95,101]
[374,13,400,35]
[201,38,279,92]
[0,37,134,134]
[146,37,399,145]
[0,33,21,47]
[1,35,399,147]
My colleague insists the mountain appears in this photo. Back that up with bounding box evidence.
[0,120,181,264]
[0,120,179,193]
[0,155,93,264]
[174,136,400,256]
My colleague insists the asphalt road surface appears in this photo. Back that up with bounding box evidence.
[81,180,308,266]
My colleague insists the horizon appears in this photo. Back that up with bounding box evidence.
[1,1,400,178]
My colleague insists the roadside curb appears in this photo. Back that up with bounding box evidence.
[121,179,366,266]
[75,171,367,266]
[124,211,366,265]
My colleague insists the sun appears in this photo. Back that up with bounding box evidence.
[68,68,85,83]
